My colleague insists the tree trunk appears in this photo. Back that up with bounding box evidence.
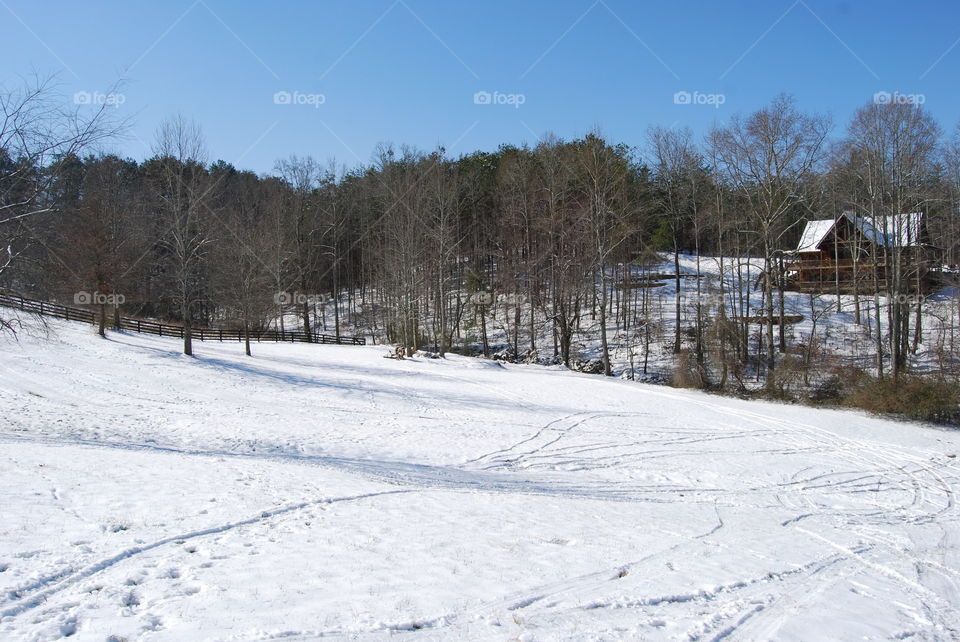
[764,245,775,387]
[301,300,312,342]
[598,265,612,376]
[673,247,681,352]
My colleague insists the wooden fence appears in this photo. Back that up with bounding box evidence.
[0,291,366,346]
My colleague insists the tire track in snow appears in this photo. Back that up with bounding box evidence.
[683,400,960,630]
[0,432,710,506]
[450,377,960,636]
[0,489,413,621]
[250,520,741,640]
[690,553,862,641]
[465,410,668,471]
[795,526,956,606]
[465,411,612,469]
[590,380,959,526]
[459,412,588,467]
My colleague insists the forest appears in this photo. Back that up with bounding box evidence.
[3,82,959,420]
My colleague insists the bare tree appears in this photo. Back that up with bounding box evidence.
[0,76,122,333]
[845,100,940,378]
[575,133,638,376]
[150,115,211,356]
[711,94,831,386]
[208,164,274,356]
[0,75,121,226]
[274,155,324,340]
[648,126,707,360]
[55,155,144,336]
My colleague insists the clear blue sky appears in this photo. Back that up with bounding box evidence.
[2,0,958,174]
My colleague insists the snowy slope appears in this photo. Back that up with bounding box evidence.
[328,253,959,382]
[1,318,960,641]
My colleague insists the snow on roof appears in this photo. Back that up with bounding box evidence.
[795,212,925,252]
[851,212,924,248]
[796,218,836,253]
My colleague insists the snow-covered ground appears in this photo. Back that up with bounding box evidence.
[2,316,960,640]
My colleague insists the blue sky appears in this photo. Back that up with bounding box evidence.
[2,0,958,174]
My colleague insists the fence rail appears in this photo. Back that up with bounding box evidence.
[0,292,366,346]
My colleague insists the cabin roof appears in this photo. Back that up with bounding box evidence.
[795,212,925,253]
[796,219,836,253]
[855,212,924,248]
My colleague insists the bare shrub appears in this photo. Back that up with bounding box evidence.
[671,350,707,389]
[844,376,960,425]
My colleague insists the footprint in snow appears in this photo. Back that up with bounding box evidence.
[141,614,164,632]
[59,616,78,637]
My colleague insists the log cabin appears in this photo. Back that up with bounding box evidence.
[783,211,939,294]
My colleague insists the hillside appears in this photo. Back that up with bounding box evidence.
[305,253,960,388]
[2,318,960,640]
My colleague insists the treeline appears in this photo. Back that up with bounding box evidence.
[3,86,960,406]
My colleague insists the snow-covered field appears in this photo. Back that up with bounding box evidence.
[2,317,960,641]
